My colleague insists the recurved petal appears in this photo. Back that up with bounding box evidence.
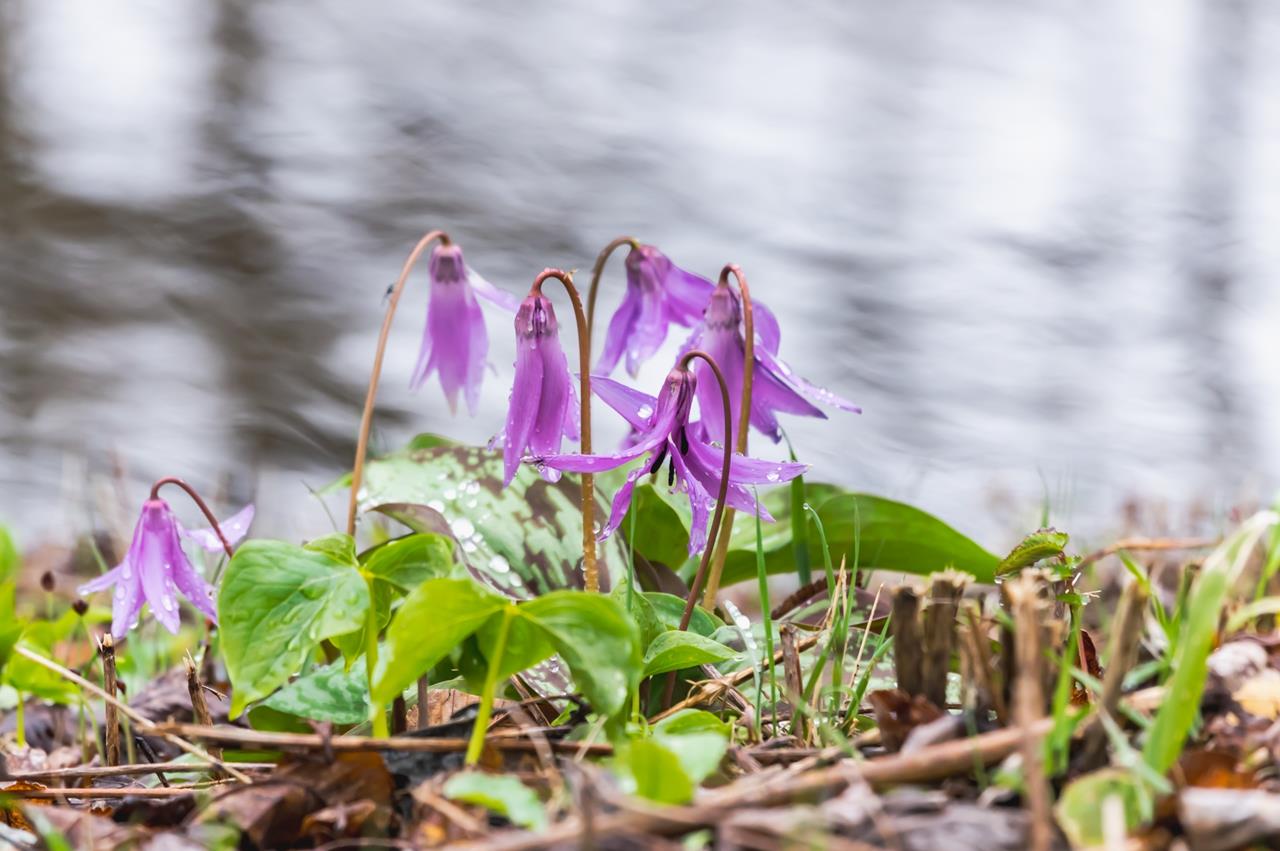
[468,269,521,312]
[137,521,185,635]
[462,284,488,417]
[686,436,808,485]
[625,287,669,377]
[659,263,715,326]
[599,466,644,543]
[757,347,861,413]
[669,449,711,555]
[503,335,545,485]
[110,564,144,640]
[529,328,573,458]
[78,563,124,596]
[751,300,782,355]
[596,288,641,376]
[590,376,659,430]
[172,558,218,623]
[182,504,255,553]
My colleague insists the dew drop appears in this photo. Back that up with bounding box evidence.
[462,541,477,554]
[427,500,445,513]
[488,555,510,574]
[122,565,133,580]
[161,596,175,612]
[765,471,780,482]
[115,588,125,601]
[451,517,476,538]
[636,404,654,420]
[443,488,458,500]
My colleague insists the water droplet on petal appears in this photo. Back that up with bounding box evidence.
[765,471,780,482]
[161,596,175,612]
[122,565,132,580]
[636,404,654,420]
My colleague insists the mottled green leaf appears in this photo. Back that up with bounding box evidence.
[260,658,370,725]
[220,540,369,716]
[718,490,999,586]
[996,528,1070,575]
[371,577,508,706]
[444,771,547,831]
[358,445,626,597]
[642,631,738,678]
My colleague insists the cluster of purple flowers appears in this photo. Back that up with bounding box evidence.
[412,240,858,556]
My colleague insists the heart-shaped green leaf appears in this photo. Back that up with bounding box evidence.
[642,631,738,678]
[220,539,369,716]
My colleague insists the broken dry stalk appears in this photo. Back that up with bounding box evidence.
[100,634,121,767]
[1007,574,1054,851]
[184,654,220,764]
[891,585,923,697]
[921,571,969,707]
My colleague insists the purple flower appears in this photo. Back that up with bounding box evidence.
[502,293,579,485]
[597,245,714,378]
[411,243,518,415]
[537,367,805,555]
[687,284,861,445]
[79,500,254,639]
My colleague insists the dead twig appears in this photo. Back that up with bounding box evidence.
[1007,574,1054,851]
[99,634,120,767]
[1078,536,1217,568]
[7,762,274,782]
[13,646,251,783]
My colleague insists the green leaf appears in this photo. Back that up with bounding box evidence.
[0,528,17,583]
[444,771,547,832]
[642,631,738,678]
[615,738,694,804]
[361,533,458,591]
[303,533,358,565]
[359,445,627,596]
[996,528,1070,575]
[654,732,727,786]
[371,578,508,706]
[5,621,77,703]
[334,534,460,666]
[718,490,998,586]
[610,581,663,647]
[219,540,370,716]
[653,708,731,738]
[1054,768,1152,848]
[518,591,641,719]
[621,483,691,569]
[259,658,371,725]
[644,592,721,637]
[0,584,24,678]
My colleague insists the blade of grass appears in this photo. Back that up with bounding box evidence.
[753,490,779,735]
[783,433,812,587]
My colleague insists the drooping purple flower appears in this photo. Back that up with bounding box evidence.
[686,284,861,445]
[79,500,254,639]
[597,245,714,378]
[411,242,519,416]
[537,367,806,555]
[502,293,579,485]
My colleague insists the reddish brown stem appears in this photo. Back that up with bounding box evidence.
[585,236,640,348]
[149,477,234,559]
[702,263,754,608]
[664,350,733,705]
[346,229,451,536]
[531,269,599,592]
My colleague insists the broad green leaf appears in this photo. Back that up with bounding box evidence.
[476,607,555,681]
[518,591,642,718]
[334,534,459,666]
[644,592,720,637]
[303,533,358,565]
[259,658,371,725]
[653,708,731,738]
[0,528,17,583]
[642,631,738,678]
[996,528,1070,575]
[358,445,626,597]
[361,533,457,591]
[718,490,999,586]
[5,621,77,703]
[621,483,691,569]
[220,540,370,716]
[1055,768,1152,848]
[371,578,508,706]
[444,771,547,831]
[611,582,663,647]
[614,738,693,804]
[654,731,727,786]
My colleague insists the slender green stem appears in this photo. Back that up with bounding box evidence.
[466,608,514,765]
[753,491,778,734]
[627,504,637,613]
[803,503,843,720]
[364,576,388,738]
[784,431,811,586]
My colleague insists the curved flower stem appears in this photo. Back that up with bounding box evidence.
[585,235,640,345]
[346,229,451,537]
[149,477,234,559]
[701,264,754,609]
[532,268,600,592]
[664,350,733,706]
